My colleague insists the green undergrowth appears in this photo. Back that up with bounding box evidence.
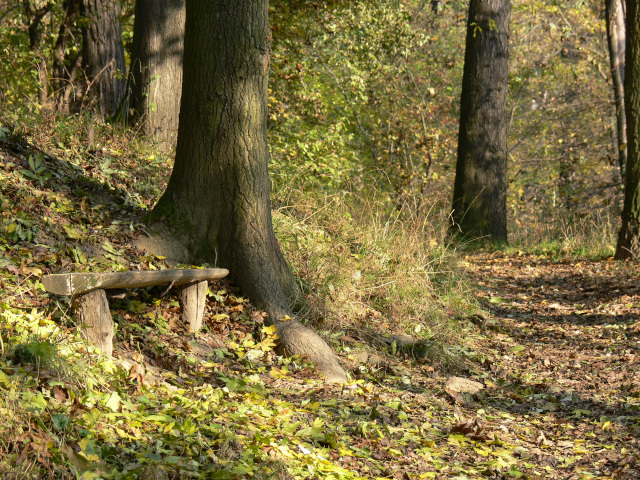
[0,295,505,480]
[0,106,486,478]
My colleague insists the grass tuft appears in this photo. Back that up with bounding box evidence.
[273,176,482,349]
[509,209,618,259]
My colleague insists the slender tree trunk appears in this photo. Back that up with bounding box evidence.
[130,0,185,149]
[52,0,81,113]
[80,0,126,119]
[616,1,640,260]
[450,0,510,243]
[606,0,627,183]
[146,0,347,382]
[23,0,52,107]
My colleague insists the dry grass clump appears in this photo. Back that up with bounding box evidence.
[509,209,617,258]
[273,178,480,343]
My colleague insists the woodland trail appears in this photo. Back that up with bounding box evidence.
[461,252,640,479]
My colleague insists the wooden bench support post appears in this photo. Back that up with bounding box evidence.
[73,289,114,357]
[44,268,229,352]
[178,280,208,333]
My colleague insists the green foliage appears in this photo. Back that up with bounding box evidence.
[12,340,57,366]
[269,0,464,206]
[507,0,620,243]
[268,0,620,252]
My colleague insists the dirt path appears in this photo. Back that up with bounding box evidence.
[463,252,640,479]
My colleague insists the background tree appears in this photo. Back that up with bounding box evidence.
[22,0,52,107]
[616,0,640,260]
[606,0,626,182]
[450,0,510,243]
[79,0,126,119]
[144,0,347,382]
[51,0,82,113]
[130,0,185,148]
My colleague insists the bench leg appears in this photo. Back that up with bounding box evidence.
[178,280,208,333]
[73,289,114,357]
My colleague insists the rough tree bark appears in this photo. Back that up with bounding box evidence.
[606,0,627,182]
[616,0,640,260]
[80,0,126,119]
[130,0,185,149]
[450,0,510,243]
[143,0,347,382]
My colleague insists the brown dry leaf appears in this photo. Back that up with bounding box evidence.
[52,386,67,402]
[128,363,145,384]
[251,311,266,324]
[5,264,19,274]
[450,418,488,440]
[14,432,30,443]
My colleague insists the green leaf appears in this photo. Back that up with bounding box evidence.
[52,413,69,430]
[63,225,85,240]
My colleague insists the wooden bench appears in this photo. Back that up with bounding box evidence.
[42,268,229,357]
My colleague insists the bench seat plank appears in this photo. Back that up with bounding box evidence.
[43,268,229,296]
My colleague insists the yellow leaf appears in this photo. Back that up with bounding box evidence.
[0,370,11,388]
[474,447,490,457]
[261,325,277,335]
[269,367,288,379]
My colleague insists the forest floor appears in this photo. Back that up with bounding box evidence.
[5,250,637,480]
[2,129,640,479]
[444,251,640,479]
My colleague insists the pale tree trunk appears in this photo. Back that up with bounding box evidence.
[450,0,510,243]
[130,0,185,149]
[606,0,626,182]
[80,0,126,119]
[616,0,640,260]
[146,0,347,382]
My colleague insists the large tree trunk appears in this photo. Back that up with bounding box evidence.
[146,0,347,382]
[616,1,640,260]
[606,0,627,183]
[80,0,126,119]
[450,0,510,243]
[130,0,185,149]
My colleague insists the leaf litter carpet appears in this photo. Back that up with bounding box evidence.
[458,252,640,479]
